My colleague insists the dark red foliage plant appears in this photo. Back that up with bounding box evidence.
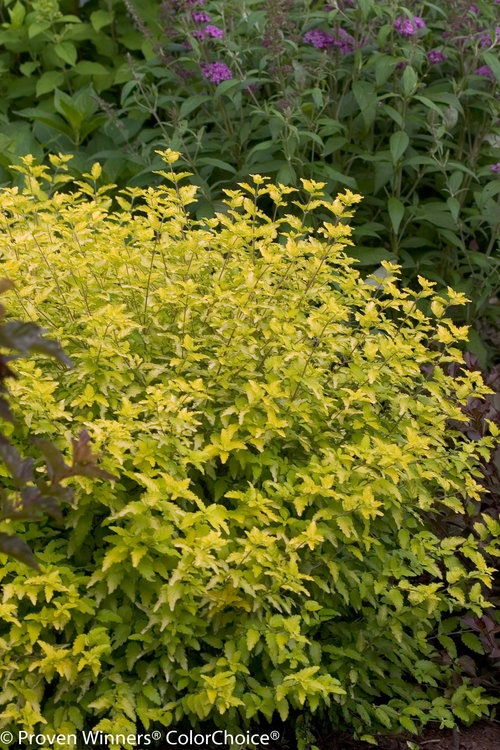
[0,280,114,569]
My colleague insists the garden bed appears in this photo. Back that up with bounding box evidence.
[319,720,500,750]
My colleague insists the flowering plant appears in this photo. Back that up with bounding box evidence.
[0,0,499,360]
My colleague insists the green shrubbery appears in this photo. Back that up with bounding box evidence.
[0,0,499,351]
[0,152,498,743]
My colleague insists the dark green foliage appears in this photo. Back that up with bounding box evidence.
[0,0,499,344]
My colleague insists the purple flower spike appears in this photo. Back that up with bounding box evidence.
[491,162,500,173]
[394,18,414,36]
[474,65,495,80]
[427,49,448,63]
[200,61,232,83]
[205,24,224,38]
[191,11,210,23]
[394,16,426,36]
[479,27,500,48]
[303,29,337,48]
[336,27,355,53]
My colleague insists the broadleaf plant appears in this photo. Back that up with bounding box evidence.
[0,150,499,742]
[0,280,114,569]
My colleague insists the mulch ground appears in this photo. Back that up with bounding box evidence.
[156,719,500,749]
[318,721,500,750]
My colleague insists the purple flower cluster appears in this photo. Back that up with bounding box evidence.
[191,11,210,23]
[394,15,426,36]
[188,18,224,42]
[302,27,355,52]
[491,162,500,173]
[200,61,232,83]
[205,24,224,38]
[337,28,355,54]
[474,65,495,80]
[478,26,500,48]
[427,49,448,63]
[303,29,336,48]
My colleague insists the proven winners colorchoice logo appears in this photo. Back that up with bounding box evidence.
[1,728,280,747]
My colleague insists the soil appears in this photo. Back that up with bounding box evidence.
[155,718,500,750]
[318,721,500,750]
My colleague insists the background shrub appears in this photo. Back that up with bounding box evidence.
[0,0,499,360]
[0,152,498,743]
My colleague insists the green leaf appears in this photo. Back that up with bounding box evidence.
[311,87,323,108]
[374,706,393,729]
[315,164,358,189]
[479,181,500,206]
[8,1,25,29]
[36,71,65,97]
[28,21,51,39]
[413,95,445,117]
[54,89,93,131]
[461,632,484,655]
[446,197,460,222]
[79,114,108,141]
[179,95,210,119]
[15,107,73,138]
[247,140,275,159]
[196,157,236,174]
[390,131,409,163]
[466,328,488,369]
[90,9,115,32]
[350,247,396,266]
[214,78,240,99]
[143,684,162,705]
[74,61,110,77]
[246,629,260,651]
[322,136,347,156]
[352,81,378,128]
[276,164,296,185]
[358,0,371,20]
[388,197,405,234]
[399,716,418,734]
[402,66,418,97]
[54,42,78,67]
[19,61,38,77]
[372,54,398,87]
